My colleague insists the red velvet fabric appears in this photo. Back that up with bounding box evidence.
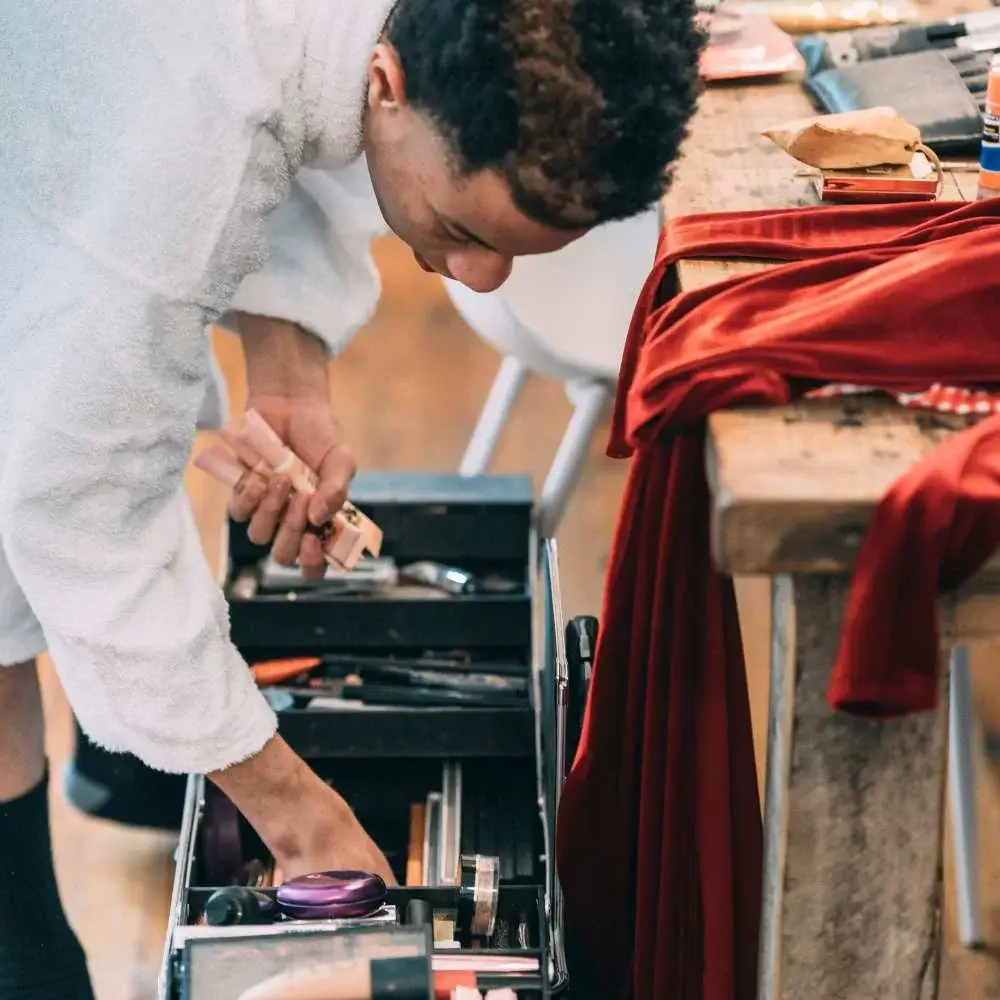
[555,199,1000,1000]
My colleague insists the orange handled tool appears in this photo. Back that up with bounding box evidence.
[250,657,322,686]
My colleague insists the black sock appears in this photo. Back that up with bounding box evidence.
[0,770,96,1000]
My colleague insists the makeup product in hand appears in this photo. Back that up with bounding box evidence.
[238,411,382,567]
[194,410,382,571]
[236,410,382,568]
[195,445,250,489]
[276,871,387,920]
[455,855,500,943]
[203,887,281,927]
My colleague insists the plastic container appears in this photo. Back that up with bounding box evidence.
[977,54,1000,198]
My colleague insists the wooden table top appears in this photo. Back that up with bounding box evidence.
[662,4,989,590]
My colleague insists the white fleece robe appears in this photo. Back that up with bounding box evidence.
[0,0,393,773]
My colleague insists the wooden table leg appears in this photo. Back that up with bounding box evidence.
[758,575,948,1000]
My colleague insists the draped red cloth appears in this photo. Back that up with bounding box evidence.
[555,198,1000,1000]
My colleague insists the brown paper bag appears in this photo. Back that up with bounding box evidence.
[761,107,921,169]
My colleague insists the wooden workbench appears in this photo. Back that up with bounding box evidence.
[664,12,991,998]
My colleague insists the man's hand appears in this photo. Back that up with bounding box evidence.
[276,803,398,885]
[209,735,396,886]
[230,313,356,580]
[231,394,356,579]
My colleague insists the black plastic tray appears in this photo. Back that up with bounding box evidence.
[228,473,534,568]
[276,705,535,760]
[226,472,539,760]
[228,592,532,657]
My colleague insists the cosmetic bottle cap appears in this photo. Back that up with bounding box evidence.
[204,892,246,926]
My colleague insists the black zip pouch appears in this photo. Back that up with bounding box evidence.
[805,49,988,154]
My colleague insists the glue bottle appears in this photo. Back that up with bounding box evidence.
[977,54,1000,199]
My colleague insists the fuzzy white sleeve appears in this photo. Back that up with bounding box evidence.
[228,161,388,355]
[0,249,277,775]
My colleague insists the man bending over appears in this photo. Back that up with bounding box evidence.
[0,1,702,996]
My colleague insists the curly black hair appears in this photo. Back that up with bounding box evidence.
[385,0,704,230]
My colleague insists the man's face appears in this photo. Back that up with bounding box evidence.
[363,44,586,293]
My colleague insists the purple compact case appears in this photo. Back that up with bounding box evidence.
[276,870,387,920]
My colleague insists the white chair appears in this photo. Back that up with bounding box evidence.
[445,208,984,950]
[444,207,661,538]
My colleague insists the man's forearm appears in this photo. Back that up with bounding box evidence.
[235,312,329,401]
[208,734,351,864]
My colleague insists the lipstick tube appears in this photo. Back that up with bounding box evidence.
[238,410,320,495]
[194,445,248,490]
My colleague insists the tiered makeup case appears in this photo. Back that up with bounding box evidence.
[157,473,593,1000]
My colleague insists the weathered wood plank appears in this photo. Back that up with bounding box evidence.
[759,576,948,1000]
[705,398,984,575]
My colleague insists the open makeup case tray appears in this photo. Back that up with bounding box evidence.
[158,473,585,1000]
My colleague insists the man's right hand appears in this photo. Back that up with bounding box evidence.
[207,734,396,886]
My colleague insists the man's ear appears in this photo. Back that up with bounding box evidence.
[367,42,408,110]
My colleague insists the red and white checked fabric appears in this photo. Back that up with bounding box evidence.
[806,383,1000,415]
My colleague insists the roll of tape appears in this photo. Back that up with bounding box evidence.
[456,854,499,941]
